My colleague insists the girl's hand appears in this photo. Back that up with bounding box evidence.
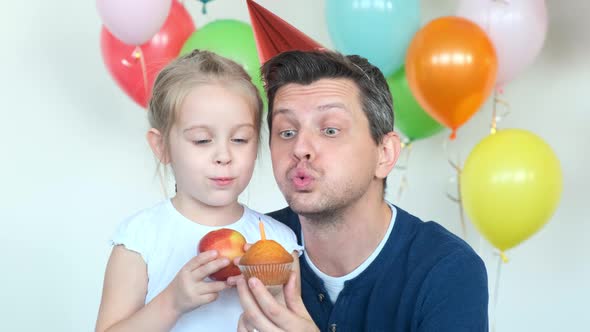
[225,242,253,287]
[163,250,231,315]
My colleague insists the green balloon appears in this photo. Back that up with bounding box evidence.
[386,68,444,141]
[180,19,266,110]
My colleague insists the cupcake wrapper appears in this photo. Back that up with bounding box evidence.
[239,262,293,286]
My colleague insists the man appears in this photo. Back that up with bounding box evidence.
[233,50,488,332]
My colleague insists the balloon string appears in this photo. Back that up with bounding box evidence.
[395,141,413,202]
[491,89,498,135]
[455,167,466,238]
[443,138,467,239]
[133,46,149,103]
[491,250,508,332]
[478,236,484,257]
[490,88,511,135]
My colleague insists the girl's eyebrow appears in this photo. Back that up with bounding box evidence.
[183,123,255,133]
[183,125,209,133]
[233,123,256,129]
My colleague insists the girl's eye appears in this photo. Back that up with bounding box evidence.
[193,139,211,145]
[231,138,249,144]
[322,127,340,137]
[279,130,297,139]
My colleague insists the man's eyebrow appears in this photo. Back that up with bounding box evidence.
[272,103,349,117]
[273,108,292,116]
[317,103,349,112]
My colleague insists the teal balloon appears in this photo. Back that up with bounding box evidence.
[180,19,265,106]
[326,0,420,76]
[386,68,445,141]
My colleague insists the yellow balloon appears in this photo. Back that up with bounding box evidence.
[460,129,562,251]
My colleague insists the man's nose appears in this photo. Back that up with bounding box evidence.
[293,130,314,161]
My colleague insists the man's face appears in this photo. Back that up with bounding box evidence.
[269,78,382,219]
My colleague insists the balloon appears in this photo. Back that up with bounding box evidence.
[326,0,420,76]
[97,0,172,45]
[386,68,444,141]
[457,0,548,86]
[180,20,264,105]
[100,0,195,108]
[405,16,498,139]
[460,129,562,251]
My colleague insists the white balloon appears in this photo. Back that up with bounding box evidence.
[97,0,172,46]
[457,0,548,86]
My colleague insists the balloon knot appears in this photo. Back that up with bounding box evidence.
[500,251,509,263]
[449,130,457,140]
[200,0,213,14]
[132,46,142,59]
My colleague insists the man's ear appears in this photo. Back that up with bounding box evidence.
[147,128,170,164]
[375,131,402,179]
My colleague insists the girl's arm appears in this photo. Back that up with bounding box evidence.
[95,245,180,332]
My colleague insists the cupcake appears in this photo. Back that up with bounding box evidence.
[239,221,294,286]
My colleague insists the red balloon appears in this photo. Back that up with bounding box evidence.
[100,0,195,108]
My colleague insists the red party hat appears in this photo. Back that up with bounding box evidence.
[246,0,324,64]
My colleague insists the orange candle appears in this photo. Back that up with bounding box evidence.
[258,219,266,240]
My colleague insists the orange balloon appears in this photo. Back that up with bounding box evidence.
[406,16,498,139]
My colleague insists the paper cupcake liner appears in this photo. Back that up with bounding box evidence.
[239,262,293,286]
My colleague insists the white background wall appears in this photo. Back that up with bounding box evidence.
[1,0,588,331]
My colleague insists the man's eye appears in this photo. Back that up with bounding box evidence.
[279,130,297,139]
[322,127,340,137]
[193,139,211,145]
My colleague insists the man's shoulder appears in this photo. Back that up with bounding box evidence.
[395,207,483,270]
[390,207,489,331]
[266,207,301,241]
[267,207,299,226]
[267,206,297,221]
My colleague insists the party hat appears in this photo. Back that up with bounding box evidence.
[246,0,324,64]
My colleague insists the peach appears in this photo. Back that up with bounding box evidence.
[198,228,246,281]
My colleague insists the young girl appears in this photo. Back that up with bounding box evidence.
[95,50,301,332]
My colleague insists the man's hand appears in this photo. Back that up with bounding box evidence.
[232,252,318,332]
[236,273,318,332]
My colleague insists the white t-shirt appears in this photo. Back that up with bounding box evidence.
[304,203,397,303]
[111,199,302,332]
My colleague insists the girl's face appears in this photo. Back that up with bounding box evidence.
[167,83,258,209]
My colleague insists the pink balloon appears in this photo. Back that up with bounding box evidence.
[97,0,172,46]
[457,0,548,86]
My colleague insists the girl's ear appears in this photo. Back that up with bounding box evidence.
[147,128,170,164]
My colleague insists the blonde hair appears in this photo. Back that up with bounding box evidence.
[149,50,263,150]
[147,49,263,192]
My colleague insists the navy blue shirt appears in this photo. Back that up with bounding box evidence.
[269,205,488,332]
